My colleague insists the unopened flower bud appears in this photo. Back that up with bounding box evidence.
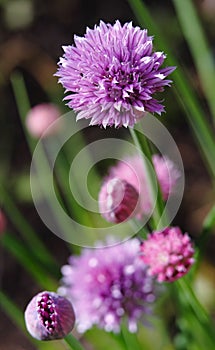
[26,103,61,138]
[24,291,75,340]
[99,177,139,223]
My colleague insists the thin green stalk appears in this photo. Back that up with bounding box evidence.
[128,0,215,179]
[129,127,167,229]
[0,289,26,332]
[1,231,57,290]
[120,320,142,350]
[0,183,59,277]
[10,72,76,244]
[191,205,215,275]
[172,0,215,123]
[55,148,95,228]
[85,328,126,350]
[63,333,85,350]
[175,278,215,348]
[196,205,215,250]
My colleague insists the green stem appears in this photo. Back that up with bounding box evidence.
[0,289,26,332]
[1,231,57,290]
[120,320,141,350]
[129,127,167,229]
[63,333,85,350]
[175,278,215,348]
[0,183,59,278]
[172,0,215,123]
[196,205,215,250]
[128,0,215,179]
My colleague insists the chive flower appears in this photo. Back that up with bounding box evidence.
[56,21,175,128]
[59,238,158,333]
[140,227,195,282]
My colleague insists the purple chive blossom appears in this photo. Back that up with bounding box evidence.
[56,20,175,128]
[24,291,75,340]
[58,238,158,333]
[98,177,139,223]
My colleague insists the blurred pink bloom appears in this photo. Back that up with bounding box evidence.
[0,210,6,234]
[26,103,61,138]
[152,154,180,200]
[24,291,75,340]
[140,226,195,282]
[99,154,180,220]
[98,178,139,223]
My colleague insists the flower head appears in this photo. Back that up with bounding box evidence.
[59,239,157,333]
[99,154,180,220]
[24,291,75,340]
[98,177,139,223]
[152,154,180,200]
[0,210,6,235]
[56,21,175,128]
[140,227,195,282]
[26,103,61,138]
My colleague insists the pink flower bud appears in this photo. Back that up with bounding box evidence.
[24,291,75,340]
[26,103,61,138]
[140,227,195,282]
[98,177,139,223]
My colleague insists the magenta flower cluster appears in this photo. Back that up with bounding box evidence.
[59,239,157,333]
[140,227,195,282]
[56,21,175,128]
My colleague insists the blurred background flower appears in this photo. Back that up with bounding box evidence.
[25,103,61,138]
[99,154,180,220]
[59,238,158,333]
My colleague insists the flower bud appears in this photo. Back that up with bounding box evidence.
[26,103,61,138]
[99,177,139,223]
[24,291,75,340]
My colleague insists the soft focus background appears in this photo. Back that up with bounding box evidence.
[1,0,215,349]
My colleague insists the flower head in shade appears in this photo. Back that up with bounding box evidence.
[99,154,180,220]
[98,177,139,223]
[0,210,6,235]
[140,227,195,282]
[56,21,175,128]
[24,291,75,340]
[26,103,61,138]
[59,239,157,333]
